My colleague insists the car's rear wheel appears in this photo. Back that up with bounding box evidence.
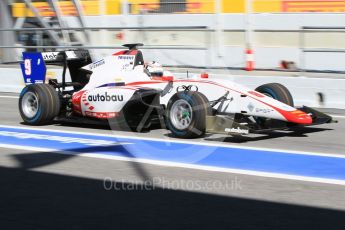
[19,84,60,125]
[166,91,211,138]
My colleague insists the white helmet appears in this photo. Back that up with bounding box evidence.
[146,61,164,77]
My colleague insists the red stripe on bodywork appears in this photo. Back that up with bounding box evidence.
[113,50,127,56]
[113,50,138,56]
[126,81,164,86]
[72,90,86,114]
[85,111,120,119]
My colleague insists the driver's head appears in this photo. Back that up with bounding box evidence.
[146,61,163,77]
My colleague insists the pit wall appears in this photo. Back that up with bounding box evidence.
[1,67,344,109]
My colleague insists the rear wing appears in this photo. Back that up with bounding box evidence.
[20,50,92,87]
[41,50,91,63]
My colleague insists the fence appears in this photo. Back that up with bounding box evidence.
[0,26,210,65]
[3,26,345,71]
[3,1,345,70]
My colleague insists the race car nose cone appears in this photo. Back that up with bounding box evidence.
[288,110,313,124]
[296,113,313,124]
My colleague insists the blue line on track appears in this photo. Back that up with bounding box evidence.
[0,126,344,181]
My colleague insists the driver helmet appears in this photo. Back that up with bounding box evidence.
[146,61,164,77]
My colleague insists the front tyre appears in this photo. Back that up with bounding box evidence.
[255,83,294,106]
[19,84,60,125]
[254,83,294,127]
[166,91,210,138]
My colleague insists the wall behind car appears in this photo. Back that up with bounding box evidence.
[59,13,345,71]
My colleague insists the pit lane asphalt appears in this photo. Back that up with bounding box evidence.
[0,94,345,229]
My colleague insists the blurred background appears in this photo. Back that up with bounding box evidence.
[1,0,345,71]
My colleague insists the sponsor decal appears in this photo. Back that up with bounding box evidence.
[42,52,59,60]
[90,59,105,69]
[122,63,131,70]
[118,55,134,60]
[85,111,119,119]
[225,127,249,135]
[88,92,124,102]
[255,108,274,114]
[247,103,255,112]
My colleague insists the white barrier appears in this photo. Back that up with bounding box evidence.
[1,67,344,109]
[0,67,69,93]
[0,68,26,93]
[229,75,345,109]
[174,73,345,109]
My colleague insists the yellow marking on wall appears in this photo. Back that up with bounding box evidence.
[106,0,122,15]
[282,0,345,12]
[186,0,215,13]
[12,1,102,17]
[222,0,245,13]
[128,0,160,14]
[254,0,281,12]
[12,0,345,16]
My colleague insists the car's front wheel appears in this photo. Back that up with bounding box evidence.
[19,84,60,125]
[255,83,294,106]
[166,91,210,138]
[254,83,294,127]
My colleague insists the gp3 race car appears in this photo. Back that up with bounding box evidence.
[18,43,335,138]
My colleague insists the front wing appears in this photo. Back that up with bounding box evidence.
[206,106,336,136]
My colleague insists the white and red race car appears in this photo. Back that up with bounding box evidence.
[18,43,334,138]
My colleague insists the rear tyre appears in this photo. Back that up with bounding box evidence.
[166,91,211,138]
[255,83,294,106]
[19,84,60,125]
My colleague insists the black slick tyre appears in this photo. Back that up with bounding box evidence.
[19,84,60,125]
[255,83,294,106]
[166,91,210,138]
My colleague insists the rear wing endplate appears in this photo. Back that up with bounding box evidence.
[20,50,91,85]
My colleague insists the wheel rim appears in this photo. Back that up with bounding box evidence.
[170,99,193,130]
[22,91,39,118]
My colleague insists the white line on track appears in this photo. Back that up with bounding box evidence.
[0,95,19,99]
[1,143,345,186]
[331,115,345,119]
